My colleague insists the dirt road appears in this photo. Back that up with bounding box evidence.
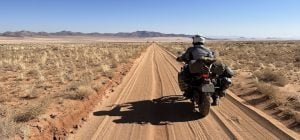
[68,44,299,140]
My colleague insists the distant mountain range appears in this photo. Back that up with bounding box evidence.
[0,30,192,38]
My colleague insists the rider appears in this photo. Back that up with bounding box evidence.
[176,35,214,62]
[176,35,233,105]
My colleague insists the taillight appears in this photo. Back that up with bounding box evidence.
[201,73,209,78]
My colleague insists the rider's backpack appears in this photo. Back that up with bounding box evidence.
[189,57,216,74]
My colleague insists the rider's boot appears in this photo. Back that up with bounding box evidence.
[211,95,219,106]
[218,90,226,98]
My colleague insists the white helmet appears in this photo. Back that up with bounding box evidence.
[193,35,205,44]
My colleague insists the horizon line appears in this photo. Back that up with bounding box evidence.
[1,30,300,39]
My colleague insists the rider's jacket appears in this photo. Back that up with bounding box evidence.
[178,44,214,63]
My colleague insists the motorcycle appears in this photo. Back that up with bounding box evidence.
[178,57,223,117]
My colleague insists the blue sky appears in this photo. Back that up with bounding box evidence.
[0,0,299,37]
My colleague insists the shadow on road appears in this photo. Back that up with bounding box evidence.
[93,95,203,125]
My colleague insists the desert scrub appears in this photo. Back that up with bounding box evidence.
[92,81,102,92]
[75,85,96,100]
[254,82,278,99]
[13,102,48,122]
[159,42,188,55]
[294,112,300,125]
[161,41,300,83]
[0,113,21,139]
[103,69,115,79]
[64,81,96,100]
[0,42,148,99]
[287,95,300,109]
[279,108,296,120]
[0,42,149,138]
[254,68,288,87]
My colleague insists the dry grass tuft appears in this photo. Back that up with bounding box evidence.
[254,68,288,87]
[287,95,300,109]
[92,82,102,92]
[254,81,284,107]
[0,114,20,139]
[111,60,118,68]
[64,83,95,100]
[20,85,40,99]
[103,70,115,79]
[281,108,296,120]
[255,82,277,99]
[99,64,115,79]
[13,103,47,122]
[26,69,39,77]
[77,85,95,98]
[278,107,300,124]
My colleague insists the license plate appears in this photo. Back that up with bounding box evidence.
[201,84,215,93]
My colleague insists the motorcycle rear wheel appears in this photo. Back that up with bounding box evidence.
[197,94,211,117]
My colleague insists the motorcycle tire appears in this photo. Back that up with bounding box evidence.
[197,94,211,117]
